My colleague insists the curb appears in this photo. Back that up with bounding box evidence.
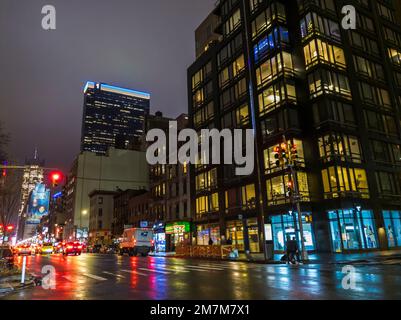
[164,255,285,264]
[0,274,37,296]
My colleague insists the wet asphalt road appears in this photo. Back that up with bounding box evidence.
[3,253,401,300]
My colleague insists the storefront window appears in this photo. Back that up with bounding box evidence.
[226,220,244,251]
[196,224,220,245]
[328,209,378,252]
[154,233,166,252]
[271,213,315,252]
[247,218,260,253]
[383,210,401,247]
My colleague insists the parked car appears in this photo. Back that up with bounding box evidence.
[119,228,154,257]
[0,246,14,269]
[63,241,83,256]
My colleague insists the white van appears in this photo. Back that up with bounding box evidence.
[119,228,154,257]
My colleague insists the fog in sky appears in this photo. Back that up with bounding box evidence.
[0,0,216,171]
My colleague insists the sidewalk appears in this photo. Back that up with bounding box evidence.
[150,249,401,265]
[238,250,401,264]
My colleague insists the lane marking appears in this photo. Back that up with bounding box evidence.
[121,269,148,276]
[102,271,125,278]
[82,273,107,281]
[138,267,171,275]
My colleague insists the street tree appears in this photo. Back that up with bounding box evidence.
[0,122,9,162]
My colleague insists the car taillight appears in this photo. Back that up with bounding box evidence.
[78,246,82,249]
[151,240,154,245]
[67,245,73,249]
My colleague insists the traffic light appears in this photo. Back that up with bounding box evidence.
[290,143,298,165]
[286,179,294,198]
[280,143,287,157]
[50,171,63,187]
[274,146,281,167]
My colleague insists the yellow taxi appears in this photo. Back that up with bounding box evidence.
[41,242,54,255]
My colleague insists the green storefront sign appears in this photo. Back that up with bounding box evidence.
[165,222,191,234]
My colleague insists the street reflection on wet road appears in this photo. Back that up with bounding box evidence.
[3,254,401,300]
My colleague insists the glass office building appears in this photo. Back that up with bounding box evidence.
[188,0,401,254]
[81,82,150,155]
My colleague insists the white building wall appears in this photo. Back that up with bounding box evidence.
[71,148,149,233]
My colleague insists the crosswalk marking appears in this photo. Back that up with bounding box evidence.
[63,275,73,282]
[82,273,107,281]
[150,265,189,273]
[179,266,209,272]
[121,269,148,276]
[102,271,125,278]
[198,263,239,269]
[382,259,401,265]
[138,267,171,275]
[185,265,224,271]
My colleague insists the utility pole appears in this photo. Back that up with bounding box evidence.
[275,136,308,262]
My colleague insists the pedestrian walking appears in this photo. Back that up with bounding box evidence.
[286,236,300,265]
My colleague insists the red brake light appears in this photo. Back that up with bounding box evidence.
[78,246,82,249]
[67,245,73,249]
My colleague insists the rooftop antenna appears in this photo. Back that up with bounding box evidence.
[34,147,38,160]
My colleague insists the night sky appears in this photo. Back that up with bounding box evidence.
[0,0,215,171]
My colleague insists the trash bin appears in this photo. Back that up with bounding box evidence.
[265,240,274,261]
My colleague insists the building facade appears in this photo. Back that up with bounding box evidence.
[112,189,148,237]
[88,190,117,245]
[188,0,401,254]
[146,113,193,251]
[17,154,45,241]
[81,81,150,155]
[195,12,223,58]
[164,114,192,250]
[64,148,149,241]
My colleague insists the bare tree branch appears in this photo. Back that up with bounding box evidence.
[0,122,10,162]
[0,171,21,236]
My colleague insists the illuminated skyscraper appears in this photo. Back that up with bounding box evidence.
[81,82,150,155]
